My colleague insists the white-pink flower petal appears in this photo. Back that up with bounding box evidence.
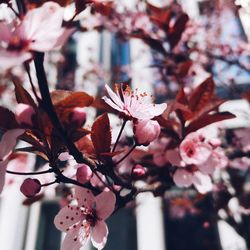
[75,187,95,208]
[173,169,193,188]
[21,2,64,51]
[0,129,24,160]
[103,84,167,120]
[54,205,83,232]
[61,223,88,250]
[192,171,213,194]
[95,191,116,220]
[91,221,108,250]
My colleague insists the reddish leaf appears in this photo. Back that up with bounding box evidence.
[13,80,37,108]
[100,150,124,157]
[27,0,72,7]
[176,88,188,105]
[147,3,171,29]
[186,112,236,134]
[189,77,215,112]
[168,13,189,48]
[176,60,193,78]
[190,99,225,122]
[69,128,90,142]
[242,90,250,103]
[92,1,113,16]
[20,131,45,153]
[91,113,111,156]
[52,91,94,124]
[52,90,93,108]
[76,135,95,157]
[0,107,18,129]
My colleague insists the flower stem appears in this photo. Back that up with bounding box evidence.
[7,3,21,18]
[115,144,136,165]
[112,120,127,153]
[24,62,40,103]
[6,169,53,176]
[41,180,58,187]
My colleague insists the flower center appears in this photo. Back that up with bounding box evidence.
[85,210,98,227]
[7,36,29,51]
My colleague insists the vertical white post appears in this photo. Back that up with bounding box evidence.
[136,191,166,250]
[0,187,29,250]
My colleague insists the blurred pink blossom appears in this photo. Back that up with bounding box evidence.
[0,2,70,70]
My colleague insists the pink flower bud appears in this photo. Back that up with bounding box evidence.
[153,152,166,167]
[76,164,92,184]
[71,107,86,127]
[134,119,161,146]
[20,178,41,198]
[15,103,35,126]
[132,164,146,179]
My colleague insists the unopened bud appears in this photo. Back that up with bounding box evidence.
[20,178,41,198]
[71,107,86,127]
[132,164,146,179]
[76,164,92,184]
[15,103,35,126]
[134,120,161,146]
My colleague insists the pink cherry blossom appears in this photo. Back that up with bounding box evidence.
[132,164,146,179]
[0,2,70,70]
[54,187,116,250]
[173,168,193,188]
[173,168,213,194]
[165,149,186,167]
[179,132,212,165]
[15,103,35,126]
[133,119,161,146]
[197,148,228,175]
[0,129,24,193]
[102,84,167,120]
[76,164,93,184]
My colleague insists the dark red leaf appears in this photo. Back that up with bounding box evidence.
[190,99,225,122]
[13,80,37,108]
[0,107,18,129]
[186,112,236,134]
[52,90,94,108]
[147,3,172,29]
[189,77,215,112]
[168,13,189,48]
[176,60,193,78]
[91,113,111,156]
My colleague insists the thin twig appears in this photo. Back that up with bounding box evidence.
[6,168,53,176]
[112,120,127,153]
[115,144,136,165]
